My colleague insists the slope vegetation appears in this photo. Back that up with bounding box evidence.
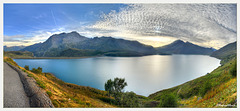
[150,41,237,108]
[4,51,34,58]
[211,41,237,65]
[4,56,115,107]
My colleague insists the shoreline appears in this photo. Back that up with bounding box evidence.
[12,54,216,59]
[13,56,100,59]
[12,54,221,97]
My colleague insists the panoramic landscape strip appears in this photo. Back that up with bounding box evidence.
[3,3,237,108]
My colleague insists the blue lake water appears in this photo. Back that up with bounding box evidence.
[14,55,220,96]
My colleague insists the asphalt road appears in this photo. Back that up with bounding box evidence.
[4,63,30,108]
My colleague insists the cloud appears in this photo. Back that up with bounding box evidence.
[4,35,27,42]
[4,28,67,46]
[4,4,237,49]
[86,4,237,49]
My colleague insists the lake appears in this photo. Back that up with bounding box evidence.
[14,55,220,96]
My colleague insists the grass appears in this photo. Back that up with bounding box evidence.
[4,53,237,108]
[46,91,53,97]
[180,78,237,108]
[4,57,115,108]
[149,56,237,108]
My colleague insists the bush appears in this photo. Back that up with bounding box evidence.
[199,80,212,97]
[37,67,42,72]
[27,74,34,77]
[158,93,178,107]
[31,67,42,74]
[4,57,18,66]
[230,61,237,77]
[36,80,46,89]
[47,91,53,97]
[121,92,140,107]
[24,65,29,70]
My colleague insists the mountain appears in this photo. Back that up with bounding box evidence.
[211,41,236,59]
[22,31,88,56]
[4,46,26,51]
[103,50,145,57]
[211,41,236,65]
[58,48,103,57]
[22,31,156,57]
[71,37,156,54]
[156,40,215,55]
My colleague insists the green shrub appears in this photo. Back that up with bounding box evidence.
[47,91,53,97]
[199,80,212,97]
[158,93,178,107]
[52,100,59,107]
[27,74,34,77]
[121,91,140,107]
[22,69,26,72]
[230,61,237,77]
[24,65,29,70]
[4,57,18,66]
[31,67,42,74]
[36,80,46,89]
[37,67,42,72]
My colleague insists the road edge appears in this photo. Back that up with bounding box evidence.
[5,62,54,108]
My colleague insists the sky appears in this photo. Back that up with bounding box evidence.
[4,4,237,49]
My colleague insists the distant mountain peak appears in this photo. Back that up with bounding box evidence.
[4,45,26,51]
[174,39,184,43]
[70,31,78,33]
[21,31,156,57]
[157,39,215,55]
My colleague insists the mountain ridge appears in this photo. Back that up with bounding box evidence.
[156,39,215,55]
[4,45,26,51]
[21,31,156,57]
[17,31,227,57]
[211,41,236,59]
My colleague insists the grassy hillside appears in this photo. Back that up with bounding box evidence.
[149,56,237,107]
[150,41,237,108]
[4,56,115,107]
[4,56,155,107]
[211,41,236,65]
[211,42,236,59]
[4,41,237,108]
[4,51,34,58]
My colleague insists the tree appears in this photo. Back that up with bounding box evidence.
[24,65,29,70]
[104,77,128,104]
[113,77,127,93]
[105,79,114,97]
